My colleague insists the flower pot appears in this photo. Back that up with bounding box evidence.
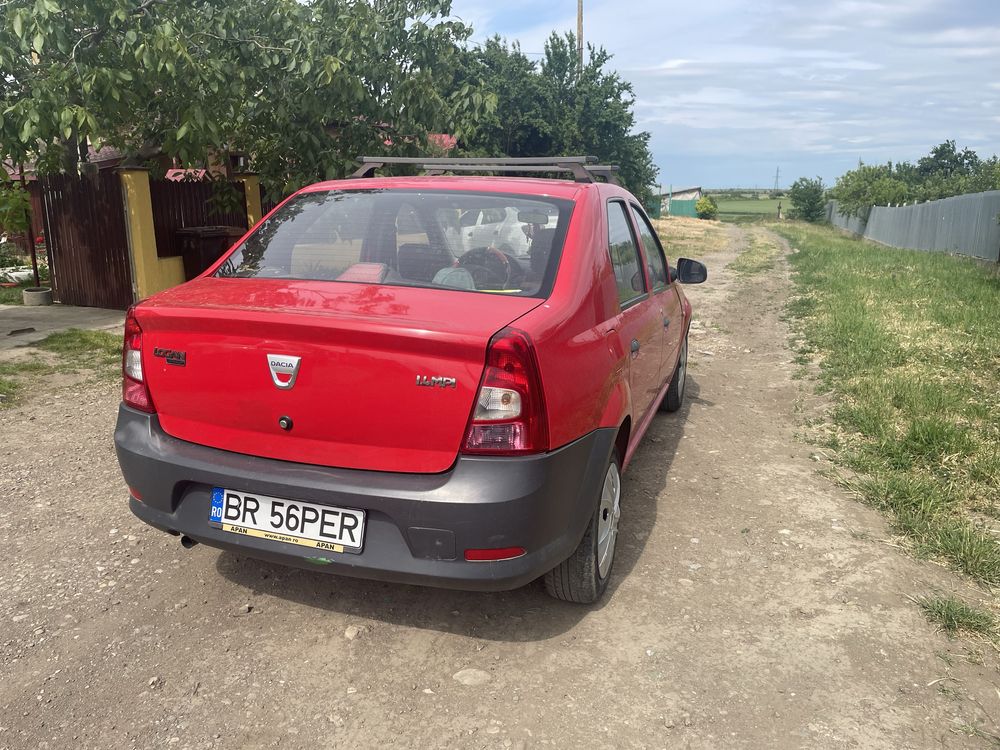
[22,286,53,306]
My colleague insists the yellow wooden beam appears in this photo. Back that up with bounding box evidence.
[235,173,262,229]
[119,168,185,299]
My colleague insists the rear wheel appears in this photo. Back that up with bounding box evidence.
[544,452,622,603]
[660,335,688,413]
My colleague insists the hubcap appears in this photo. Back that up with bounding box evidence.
[596,462,622,579]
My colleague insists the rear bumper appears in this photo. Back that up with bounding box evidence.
[115,405,616,591]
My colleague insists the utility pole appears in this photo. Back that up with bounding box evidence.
[577,0,584,71]
[773,166,780,194]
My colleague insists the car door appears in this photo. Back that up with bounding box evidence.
[630,204,684,387]
[606,200,665,417]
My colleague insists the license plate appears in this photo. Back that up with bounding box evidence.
[209,488,365,554]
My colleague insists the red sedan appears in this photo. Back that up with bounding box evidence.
[115,157,707,603]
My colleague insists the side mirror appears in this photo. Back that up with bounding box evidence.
[668,265,678,283]
[677,258,707,284]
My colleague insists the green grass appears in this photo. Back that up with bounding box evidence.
[728,230,781,275]
[0,282,30,305]
[776,222,1000,587]
[0,329,121,408]
[916,595,997,638]
[35,328,123,368]
[715,197,783,224]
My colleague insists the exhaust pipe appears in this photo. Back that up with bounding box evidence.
[180,535,199,549]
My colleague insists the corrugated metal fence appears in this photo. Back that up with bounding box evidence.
[827,191,1000,262]
[667,199,698,218]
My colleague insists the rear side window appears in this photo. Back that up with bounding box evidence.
[630,206,669,290]
[607,201,645,306]
[216,189,573,298]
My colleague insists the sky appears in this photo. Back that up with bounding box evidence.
[448,0,1000,189]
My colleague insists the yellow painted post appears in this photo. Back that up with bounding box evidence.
[235,173,262,229]
[118,168,186,299]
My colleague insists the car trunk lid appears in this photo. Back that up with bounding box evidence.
[136,278,542,473]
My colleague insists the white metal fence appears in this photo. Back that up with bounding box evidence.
[826,191,1000,263]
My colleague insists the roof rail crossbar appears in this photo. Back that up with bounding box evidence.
[351,155,619,184]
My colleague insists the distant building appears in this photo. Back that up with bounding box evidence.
[664,186,702,201]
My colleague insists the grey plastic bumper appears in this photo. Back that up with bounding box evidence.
[114,405,617,591]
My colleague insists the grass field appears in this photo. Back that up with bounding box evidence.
[775,223,1000,588]
[651,216,730,258]
[715,197,783,223]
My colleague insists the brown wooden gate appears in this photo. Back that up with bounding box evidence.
[39,171,134,309]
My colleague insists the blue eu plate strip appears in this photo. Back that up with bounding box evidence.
[209,487,225,525]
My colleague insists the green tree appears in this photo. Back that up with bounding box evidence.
[788,177,826,223]
[829,164,909,217]
[0,0,493,193]
[829,142,1000,216]
[459,33,658,204]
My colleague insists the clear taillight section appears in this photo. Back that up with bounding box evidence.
[462,328,548,455]
[122,306,154,413]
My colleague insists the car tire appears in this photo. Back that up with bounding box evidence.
[660,334,688,413]
[544,451,622,603]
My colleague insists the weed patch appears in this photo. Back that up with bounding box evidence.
[916,595,996,639]
[728,230,781,276]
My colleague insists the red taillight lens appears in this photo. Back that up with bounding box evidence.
[122,306,154,413]
[461,328,548,455]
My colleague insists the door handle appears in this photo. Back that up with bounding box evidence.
[630,339,640,355]
[663,318,671,329]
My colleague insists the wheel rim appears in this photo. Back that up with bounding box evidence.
[677,338,688,400]
[596,461,622,579]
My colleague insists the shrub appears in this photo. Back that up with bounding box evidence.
[788,177,826,223]
[695,195,719,220]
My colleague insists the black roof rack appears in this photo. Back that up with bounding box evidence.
[352,156,621,186]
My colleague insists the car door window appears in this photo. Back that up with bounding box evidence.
[630,205,669,291]
[607,201,646,306]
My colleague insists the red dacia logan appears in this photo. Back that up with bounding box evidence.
[115,156,707,603]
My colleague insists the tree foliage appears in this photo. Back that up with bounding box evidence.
[829,141,1000,217]
[0,0,494,194]
[694,195,718,220]
[459,33,658,205]
[788,177,826,223]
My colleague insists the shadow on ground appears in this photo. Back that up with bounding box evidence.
[215,377,706,642]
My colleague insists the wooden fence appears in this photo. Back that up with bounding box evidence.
[149,179,247,258]
[260,185,287,217]
[37,172,134,309]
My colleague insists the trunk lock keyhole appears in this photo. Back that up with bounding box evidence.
[278,416,293,431]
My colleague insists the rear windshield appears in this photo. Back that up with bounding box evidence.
[215,189,573,297]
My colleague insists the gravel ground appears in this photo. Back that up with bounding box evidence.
[1,226,998,749]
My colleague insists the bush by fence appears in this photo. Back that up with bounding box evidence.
[826,191,1000,263]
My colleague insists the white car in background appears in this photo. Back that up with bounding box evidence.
[460,206,533,256]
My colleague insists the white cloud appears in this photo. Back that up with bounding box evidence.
[450,0,1000,186]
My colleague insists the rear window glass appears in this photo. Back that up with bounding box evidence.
[215,189,573,298]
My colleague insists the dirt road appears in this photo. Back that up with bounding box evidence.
[2,225,998,749]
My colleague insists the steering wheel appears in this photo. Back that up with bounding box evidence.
[458,246,512,288]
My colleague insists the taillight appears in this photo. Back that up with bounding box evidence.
[122,306,155,413]
[461,328,548,455]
